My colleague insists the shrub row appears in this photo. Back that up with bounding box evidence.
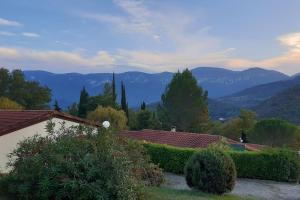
[143,143,300,183]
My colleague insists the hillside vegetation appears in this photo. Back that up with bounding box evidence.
[254,84,300,124]
[218,75,300,108]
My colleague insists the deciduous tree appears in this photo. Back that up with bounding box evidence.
[87,106,127,130]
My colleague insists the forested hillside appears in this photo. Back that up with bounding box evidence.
[254,84,300,124]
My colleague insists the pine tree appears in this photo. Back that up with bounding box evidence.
[78,87,89,118]
[53,100,62,112]
[158,69,208,132]
[140,101,146,110]
[112,73,116,104]
[121,81,129,118]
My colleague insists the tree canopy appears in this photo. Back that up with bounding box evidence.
[87,106,128,131]
[0,68,51,109]
[220,110,257,141]
[250,119,300,149]
[158,69,208,132]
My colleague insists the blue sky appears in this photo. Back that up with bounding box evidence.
[0,0,300,75]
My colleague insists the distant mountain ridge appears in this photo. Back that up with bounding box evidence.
[218,75,300,108]
[24,67,288,108]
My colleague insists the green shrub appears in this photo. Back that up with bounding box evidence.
[143,143,196,174]
[184,148,236,194]
[121,139,164,187]
[143,142,300,183]
[0,127,144,200]
[229,149,300,182]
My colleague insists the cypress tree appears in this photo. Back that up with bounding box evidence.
[121,81,129,118]
[112,73,116,103]
[53,100,62,112]
[140,101,146,110]
[78,87,89,118]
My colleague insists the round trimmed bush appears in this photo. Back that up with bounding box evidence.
[184,148,236,194]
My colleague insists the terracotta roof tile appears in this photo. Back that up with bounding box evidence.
[119,130,264,151]
[120,129,224,148]
[0,110,99,136]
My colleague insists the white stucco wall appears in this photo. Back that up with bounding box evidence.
[0,118,81,172]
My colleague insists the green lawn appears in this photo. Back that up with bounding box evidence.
[145,187,257,200]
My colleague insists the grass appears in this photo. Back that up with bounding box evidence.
[145,187,257,200]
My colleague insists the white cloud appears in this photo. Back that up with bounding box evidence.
[0,31,16,36]
[22,32,40,38]
[0,17,21,26]
[0,46,116,73]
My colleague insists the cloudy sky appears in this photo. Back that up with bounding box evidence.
[0,0,300,75]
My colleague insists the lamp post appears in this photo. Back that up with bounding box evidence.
[102,121,110,129]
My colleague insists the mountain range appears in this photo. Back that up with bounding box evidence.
[24,67,288,108]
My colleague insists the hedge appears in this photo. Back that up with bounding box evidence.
[143,143,300,183]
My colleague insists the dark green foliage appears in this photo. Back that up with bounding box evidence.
[53,100,61,111]
[135,110,161,130]
[121,139,164,187]
[158,69,209,132]
[137,110,152,130]
[112,72,117,103]
[121,81,129,118]
[184,149,236,194]
[143,143,300,182]
[230,149,300,183]
[250,119,300,149]
[141,101,146,110]
[77,87,89,118]
[67,102,78,116]
[143,143,196,174]
[220,110,257,141]
[0,127,145,200]
[0,68,51,109]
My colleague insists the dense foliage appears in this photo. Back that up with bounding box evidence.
[219,110,256,141]
[157,69,209,132]
[185,148,236,194]
[0,125,165,200]
[143,142,300,182]
[0,68,51,109]
[250,119,300,149]
[134,110,161,130]
[87,106,128,130]
[0,97,23,110]
[69,80,120,118]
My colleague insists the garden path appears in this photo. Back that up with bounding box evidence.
[163,173,300,200]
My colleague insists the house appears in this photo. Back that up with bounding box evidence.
[0,110,99,172]
[120,129,264,151]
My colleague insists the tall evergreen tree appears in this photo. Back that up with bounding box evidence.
[78,87,89,118]
[112,73,116,104]
[53,100,62,112]
[140,101,146,110]
[158,69,209,132]
[121,81,129,118]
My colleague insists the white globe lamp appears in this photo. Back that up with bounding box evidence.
[102,121,110,129]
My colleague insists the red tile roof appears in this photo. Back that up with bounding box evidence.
[119,129,264,151]
[0,110,99,136]
[120,129,226,148]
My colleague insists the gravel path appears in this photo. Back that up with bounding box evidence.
[163,173,300,200]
